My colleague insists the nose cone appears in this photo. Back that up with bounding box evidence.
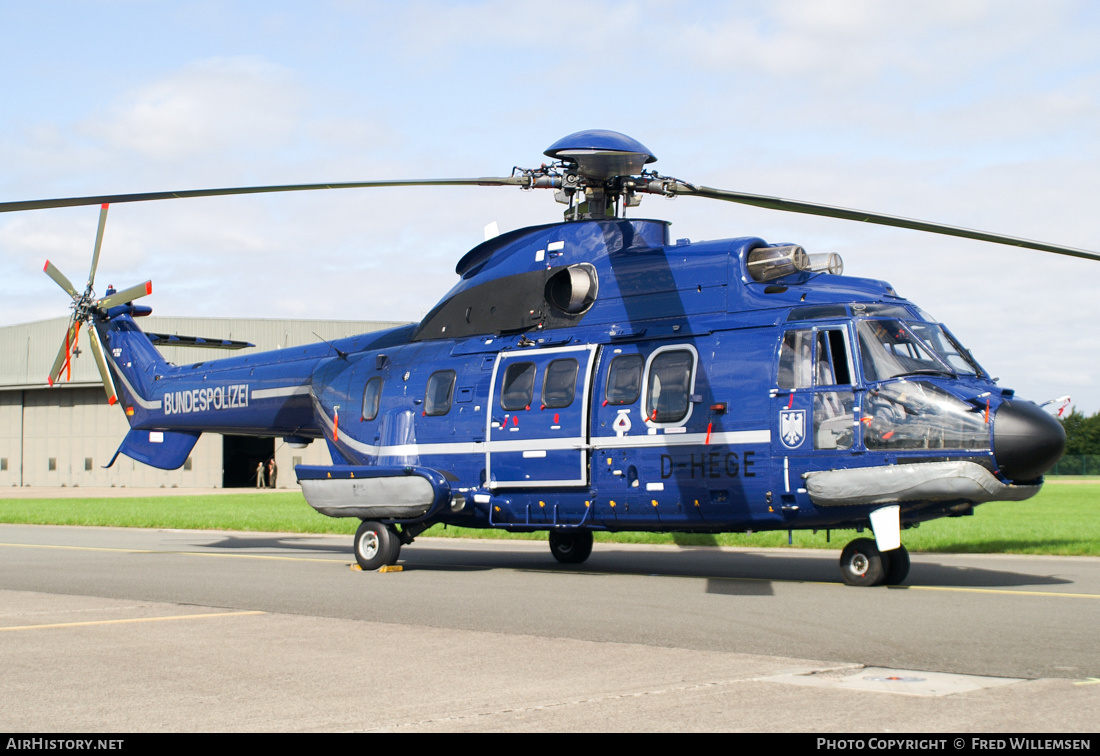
[993,400,1066,482]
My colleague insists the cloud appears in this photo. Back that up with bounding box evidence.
[82,56,305,163]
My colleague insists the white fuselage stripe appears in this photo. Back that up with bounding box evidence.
[593,430,771,448]
[325,419,771,458]
[114,372,309,412]
[251,385,311,400]
[104,352,162,410]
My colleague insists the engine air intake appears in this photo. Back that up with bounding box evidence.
[545,264,598,314]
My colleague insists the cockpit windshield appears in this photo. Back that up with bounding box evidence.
[904,321,983,376]
[856,319,956,382]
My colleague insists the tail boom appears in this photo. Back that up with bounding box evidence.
[98,314,326,469]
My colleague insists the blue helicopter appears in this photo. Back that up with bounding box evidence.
[6,129,1091,586]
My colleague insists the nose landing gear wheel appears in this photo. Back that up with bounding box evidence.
[549,530,593,564]
[354,520,401,570]
[839,538,888,586]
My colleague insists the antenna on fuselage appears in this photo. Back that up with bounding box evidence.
[313,332,349,360]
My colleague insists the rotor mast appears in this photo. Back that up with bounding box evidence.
[538,130,659,221]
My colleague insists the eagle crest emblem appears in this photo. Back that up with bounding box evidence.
[780,409,806,448]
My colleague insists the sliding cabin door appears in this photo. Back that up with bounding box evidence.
[486,345,598,488]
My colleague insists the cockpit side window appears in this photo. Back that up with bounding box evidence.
[778,327,856,450]
[779,328,851,388]
[778,330,813,389]
[816,330,852,386]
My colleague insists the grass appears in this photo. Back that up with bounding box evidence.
[0,481,1097,556]
[0,492,357,535]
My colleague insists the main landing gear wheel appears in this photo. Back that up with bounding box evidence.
[883,544,910,585]
[354,520,401,571]
[549,530,593,564]
[839,538,888,586]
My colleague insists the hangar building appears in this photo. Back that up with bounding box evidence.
[0,316,404,489]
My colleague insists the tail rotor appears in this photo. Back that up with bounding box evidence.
[43,203,150,406]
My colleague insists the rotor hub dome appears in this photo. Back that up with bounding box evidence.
[544,130,657,181]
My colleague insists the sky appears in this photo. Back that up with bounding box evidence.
[2,1,1099,414]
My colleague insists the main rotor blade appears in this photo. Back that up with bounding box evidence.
[669,183,1100,263]
[96,280,151,310]
[47,318,80,386]
[43,260,79,299]
[87,324,119,406]
[0,177,529,214]
[87,203,109,289]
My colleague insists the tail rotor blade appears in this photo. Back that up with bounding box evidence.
[70,326,79,381]
[87,324,119,406]
[87,203,110,289]
[47,339,68,386]
[44,260,79,299]
[96,280,152,310]
[47,318,80,386]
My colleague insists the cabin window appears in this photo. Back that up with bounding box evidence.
[424,370,456,416]
[605,354,643,405]
[500,362,536,411]
[362,377,383,421]
[542,359,578,409]
[645,349,695,424]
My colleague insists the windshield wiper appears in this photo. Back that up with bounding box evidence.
[896,368,957,378]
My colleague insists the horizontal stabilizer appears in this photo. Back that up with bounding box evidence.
[145,332,254,350]
[106,428,201,470]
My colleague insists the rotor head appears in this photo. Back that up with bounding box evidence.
[544,130,657,181]
[538,130,664,220]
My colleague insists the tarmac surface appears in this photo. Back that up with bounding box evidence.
[0,508,1097,732]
